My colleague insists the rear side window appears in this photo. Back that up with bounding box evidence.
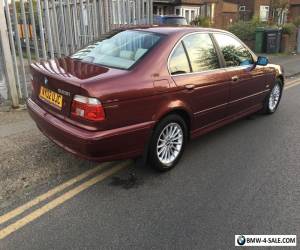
[214,33,254,67]
[169,43,191,75]
[182,33,220,72]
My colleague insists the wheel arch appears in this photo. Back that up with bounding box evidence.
[277,74,284,86]
[153,103,193,140]
[140,100,192,165]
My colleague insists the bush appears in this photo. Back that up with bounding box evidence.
[190,16,211,27]
[228,21,257,41]
[282,23,297,36]
[292,16,300,28]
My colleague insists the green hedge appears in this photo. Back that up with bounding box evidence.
[228,17,266,41]
[282,23,297,36]
[228,21,257,41]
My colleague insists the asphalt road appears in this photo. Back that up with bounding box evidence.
[1,82,300,249]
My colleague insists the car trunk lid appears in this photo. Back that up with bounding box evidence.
[30,57,115,126]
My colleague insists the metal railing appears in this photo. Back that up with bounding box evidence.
[0,44,8,104]
[0,0,153,107]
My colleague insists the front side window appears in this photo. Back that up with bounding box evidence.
[71,30,162,70]
[183,33,220,72]
[214,33,254,67]
[169,43,191,75]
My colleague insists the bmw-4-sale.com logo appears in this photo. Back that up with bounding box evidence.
[237,235,246,246]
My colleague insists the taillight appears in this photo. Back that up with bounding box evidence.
[71,95,105,121]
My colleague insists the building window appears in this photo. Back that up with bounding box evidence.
[176,7,200,23]
[185,10,189,21]
[239,6,246,12]
[158,7,162,15]
[164,6,168,15]
[200,5,205,16]
[206,4,211,17]
[260,5,270,22]
[191,10,195,21]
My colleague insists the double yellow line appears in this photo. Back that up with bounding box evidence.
[0,160,132,240]
[285,77,300,89]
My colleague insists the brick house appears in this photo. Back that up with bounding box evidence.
[153,0,239,27]
[153,0,299,27]
[237,0,291,24]
[237,0,272,22]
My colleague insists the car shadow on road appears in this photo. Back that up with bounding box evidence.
[108,113,265,190]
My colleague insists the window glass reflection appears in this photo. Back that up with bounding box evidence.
[169,43,191,75]
[214,34,254,67]
[183,33,220,72]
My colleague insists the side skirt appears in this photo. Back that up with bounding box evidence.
[190,104,263,140]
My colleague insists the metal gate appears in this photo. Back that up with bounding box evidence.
[297,27,300,54]
[0,43,8,104]
[0,0,153,107]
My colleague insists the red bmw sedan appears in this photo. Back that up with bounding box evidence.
[28,27,284,171]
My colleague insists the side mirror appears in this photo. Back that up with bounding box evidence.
[256,56,269,66]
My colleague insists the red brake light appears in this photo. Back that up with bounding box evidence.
[71,95,105,121]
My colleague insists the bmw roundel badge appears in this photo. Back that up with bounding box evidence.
[237,235,246,246]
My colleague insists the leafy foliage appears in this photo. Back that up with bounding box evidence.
[190,16,211,28]
[282,23,297,36]
[228,19,262,41]
[292,16,300,28]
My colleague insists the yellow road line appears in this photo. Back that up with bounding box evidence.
[285,80,300,90]
[0,160,131,240]
[0,162,112,225]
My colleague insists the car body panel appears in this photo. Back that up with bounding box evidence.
[171,70,230,130]
[225,65,276,116]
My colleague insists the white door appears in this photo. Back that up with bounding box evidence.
[260,5,270,21]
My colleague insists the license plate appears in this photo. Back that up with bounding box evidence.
[39,86,63,109]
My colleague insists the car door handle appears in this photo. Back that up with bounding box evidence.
[231,76,239,82]
[185,84,195,90]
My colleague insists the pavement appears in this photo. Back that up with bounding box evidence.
[261,53,300,78]
[0,78,299,249]
[0,110,98,211]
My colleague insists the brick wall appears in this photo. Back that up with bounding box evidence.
[289,4,300,23]
[212,1,238,28]
[281,32,298,53]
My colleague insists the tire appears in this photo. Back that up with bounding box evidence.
[262,78,283,114]
[148,114,188,172]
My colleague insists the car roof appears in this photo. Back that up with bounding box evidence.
[134,26,227,36]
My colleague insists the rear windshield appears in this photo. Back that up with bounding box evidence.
[163,17,187,25]
[71,30,162,70]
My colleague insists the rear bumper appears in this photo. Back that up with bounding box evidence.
[27,98,154,162]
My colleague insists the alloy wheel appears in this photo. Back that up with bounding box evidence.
[268,83,281,112]
[156,122,183,166]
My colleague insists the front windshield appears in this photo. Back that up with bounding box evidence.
[71,30,162,70]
